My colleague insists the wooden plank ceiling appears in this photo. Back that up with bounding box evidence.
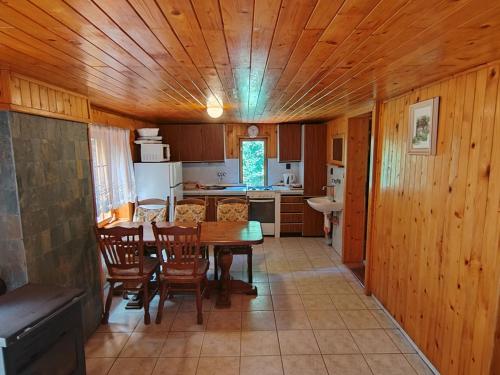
[0,0,499,123]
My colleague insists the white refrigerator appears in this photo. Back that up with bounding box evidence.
[134,162,183,220]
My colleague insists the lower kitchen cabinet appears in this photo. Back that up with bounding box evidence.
[302,198,324,236]
[280,195,304,235]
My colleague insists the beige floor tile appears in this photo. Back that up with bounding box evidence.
[135,312,176,333]
[385,329,416,353]
[196,357,239,375]
[108,358,157,375]
[339,310,381,329]
[365,354,417,375]
[371,309,397,328]
[281,355,328,375]
[244,271,268,283]
[242,311,276,331]
[275,310,311,330]
[241,331,280,356]
[241,295,273,311]
[326,281,355,295]
[206,311,242,331]
[153,357,199,375]
[96,312,142,333]
[404,354,434,375]
[313,330,359,354]
[270,282,299,295]
[358,294,380,309]
[296,283,329,295]
[85,332,130,358]
[350,329,399,354]
[240,355,283,375]
[300,295,335,310]
[85,358,115,375]
[278,330,320,355]
[272,294,304,310]
[323,354,372,375]
[161,332,204,357]
[306,310,346,329]
[120,332,166,357]
[201,331,241,356]
[268,272,294,283]
[330,294,366,310]
[171,312,207,332]
[179,296,213,312]
[252,283,271,295]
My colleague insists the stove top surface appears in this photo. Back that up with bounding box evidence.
[247,186,273,191]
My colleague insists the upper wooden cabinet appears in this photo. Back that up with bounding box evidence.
[278,124,302,162]
[160,124,225,162]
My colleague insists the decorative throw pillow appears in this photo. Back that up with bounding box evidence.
[217,203,248,222]
[174,204,205,223]
[133,206,167,222]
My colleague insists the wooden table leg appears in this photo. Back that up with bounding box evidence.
[216,248,233,308]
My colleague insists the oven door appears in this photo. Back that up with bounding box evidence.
[249,199,275,223]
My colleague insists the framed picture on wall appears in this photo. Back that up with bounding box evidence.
[408,97,440,155]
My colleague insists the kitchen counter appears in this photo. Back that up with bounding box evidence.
[183,185,304,196]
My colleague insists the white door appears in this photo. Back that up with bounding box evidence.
[170,162,183,187]
[134,163,171,200]
[170,184,184,220]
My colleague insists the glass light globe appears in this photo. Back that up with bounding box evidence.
[206,95,223,118]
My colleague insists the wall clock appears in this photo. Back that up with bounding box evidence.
[247,125,259,138]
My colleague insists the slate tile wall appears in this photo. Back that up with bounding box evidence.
[3,112,102,338]
[0,112,27,290]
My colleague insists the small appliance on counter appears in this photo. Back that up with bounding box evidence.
[134,128,171,162]
[283,173,296,186]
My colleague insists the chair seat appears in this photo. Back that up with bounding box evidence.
[110,258,159,278]
[164,259,209,277]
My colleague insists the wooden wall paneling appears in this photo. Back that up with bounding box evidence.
[0,69,11,107]
[224,124,277,159]
[2,72,91,123]
[370,64,500,375]
[342,116,370,264]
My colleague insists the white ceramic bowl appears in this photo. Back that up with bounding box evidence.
[137,128,159,137]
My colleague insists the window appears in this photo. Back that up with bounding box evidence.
[240,139,266,186]
[89,124,136,223]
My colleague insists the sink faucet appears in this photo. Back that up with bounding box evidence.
[217,170,226,184]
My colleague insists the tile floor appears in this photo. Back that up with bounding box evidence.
[85,237,434,375]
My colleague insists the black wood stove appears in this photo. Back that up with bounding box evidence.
[0,284,85,374]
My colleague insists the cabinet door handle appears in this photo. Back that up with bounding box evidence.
[249,199,275,203]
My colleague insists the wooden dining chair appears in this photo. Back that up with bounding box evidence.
[95,225,160,324]
[152,223,210,324]
[174,197,209,258]
[213,197,253,283]
[133,196,170,222]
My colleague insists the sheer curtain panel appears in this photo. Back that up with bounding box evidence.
[89,124,136,221]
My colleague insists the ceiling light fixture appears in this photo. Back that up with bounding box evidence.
[206,96,223,118]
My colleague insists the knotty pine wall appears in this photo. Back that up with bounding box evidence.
[369,64,500,375]
[225,123,277,159]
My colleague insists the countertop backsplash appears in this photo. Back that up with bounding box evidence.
[182,158,302,186]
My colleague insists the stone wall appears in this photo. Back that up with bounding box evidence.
[0,112,27,289]
[0,111,102,337]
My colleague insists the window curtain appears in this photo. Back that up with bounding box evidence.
[89,124,136,220]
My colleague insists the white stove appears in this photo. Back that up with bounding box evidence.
[247,187,280,237]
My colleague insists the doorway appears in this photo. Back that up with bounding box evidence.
[342,113,372,285]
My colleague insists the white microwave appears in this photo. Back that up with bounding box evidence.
[140,144,170,162]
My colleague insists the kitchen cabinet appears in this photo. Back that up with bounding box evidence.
[302,124,327,236]
[280,195,304,234]
[278,124,302,162]
[160,124,225,162]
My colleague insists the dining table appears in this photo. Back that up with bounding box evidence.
[108,220,264,308]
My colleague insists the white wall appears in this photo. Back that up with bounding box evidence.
[183,158,302,185]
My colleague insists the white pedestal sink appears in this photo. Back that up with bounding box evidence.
[307,196,343,213]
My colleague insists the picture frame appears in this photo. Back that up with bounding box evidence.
[331,133,345,166]
[408,97,440,155]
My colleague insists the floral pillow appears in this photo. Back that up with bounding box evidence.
[133,206,167,223]
[217,203,248,222]
[174,204,205,223]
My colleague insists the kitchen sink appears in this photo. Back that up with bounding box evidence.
[307,196,343,213]
[204,185,226,190]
